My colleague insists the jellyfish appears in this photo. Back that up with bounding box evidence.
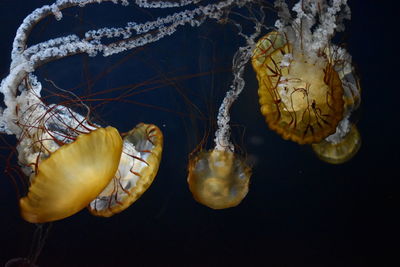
[89,123,163,217]
[186,12,265,209]
[188,149,251,209]
[252,0,359,146]
[252,31,344,144]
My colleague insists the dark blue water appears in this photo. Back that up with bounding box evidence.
[0,1,396,266]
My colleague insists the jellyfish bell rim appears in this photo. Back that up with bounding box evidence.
[19,126,123,223]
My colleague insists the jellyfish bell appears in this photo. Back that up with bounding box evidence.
[88,122,163,217]
[252,31,344,144]
[312,122,361,164]
[187,149,251,210]
[20,126,123,223]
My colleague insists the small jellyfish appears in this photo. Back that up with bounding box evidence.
[252,31,344,144]
[312,123,361,164]
[187,149,251,210]
[88,123,163,217]
[20,127,123,223]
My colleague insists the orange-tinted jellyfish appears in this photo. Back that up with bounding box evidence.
[251,31,344,144]
[19,127,123,223]
[88,123,163,217]
[187,149,251,210]
[312,124,361,164]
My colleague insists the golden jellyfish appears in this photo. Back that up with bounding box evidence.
[88,123,163,217]
[252,0,359,145]
[20,127,123,223]
[186,10,256,209]
[251,31,344,144]
[312,124,361,164]
[188,149,251,210]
